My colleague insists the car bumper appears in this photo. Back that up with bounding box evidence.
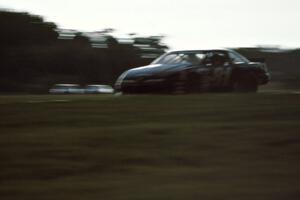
[116,79,166,93]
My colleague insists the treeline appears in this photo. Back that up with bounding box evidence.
[0,10,167,93]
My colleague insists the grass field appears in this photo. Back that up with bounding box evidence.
[1,94,300,200]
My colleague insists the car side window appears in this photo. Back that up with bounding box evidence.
[202,52,213,66]
[203,52,228,67]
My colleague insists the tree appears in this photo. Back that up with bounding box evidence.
[0,10,169,93]
[0,10,58,48]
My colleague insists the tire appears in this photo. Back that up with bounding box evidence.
[171,79,187,94]
[232,75,258,93]
[167,73,187,94]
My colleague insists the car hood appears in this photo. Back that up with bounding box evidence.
[125,63,192,79]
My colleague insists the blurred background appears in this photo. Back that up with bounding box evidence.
[0,0,300,93]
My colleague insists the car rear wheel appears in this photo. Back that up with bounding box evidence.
[233,75,258,93]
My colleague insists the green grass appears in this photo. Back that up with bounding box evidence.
[1,94,300,200]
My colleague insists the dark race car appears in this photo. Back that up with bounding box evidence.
[115,49,270,94]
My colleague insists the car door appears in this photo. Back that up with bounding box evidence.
[212,52,233,88]
[192,52,216,91]
[226,51,249,84]
[197,52,230,89]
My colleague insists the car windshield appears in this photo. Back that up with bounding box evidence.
[152,52,206,65]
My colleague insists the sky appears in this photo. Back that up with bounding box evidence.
[0,0,299,49]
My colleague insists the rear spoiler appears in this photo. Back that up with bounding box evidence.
[249,57,266,63]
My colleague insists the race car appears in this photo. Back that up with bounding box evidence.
[115,49,270,94]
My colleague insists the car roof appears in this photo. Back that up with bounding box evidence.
[86,84,111,87]
[167,48,235,54]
